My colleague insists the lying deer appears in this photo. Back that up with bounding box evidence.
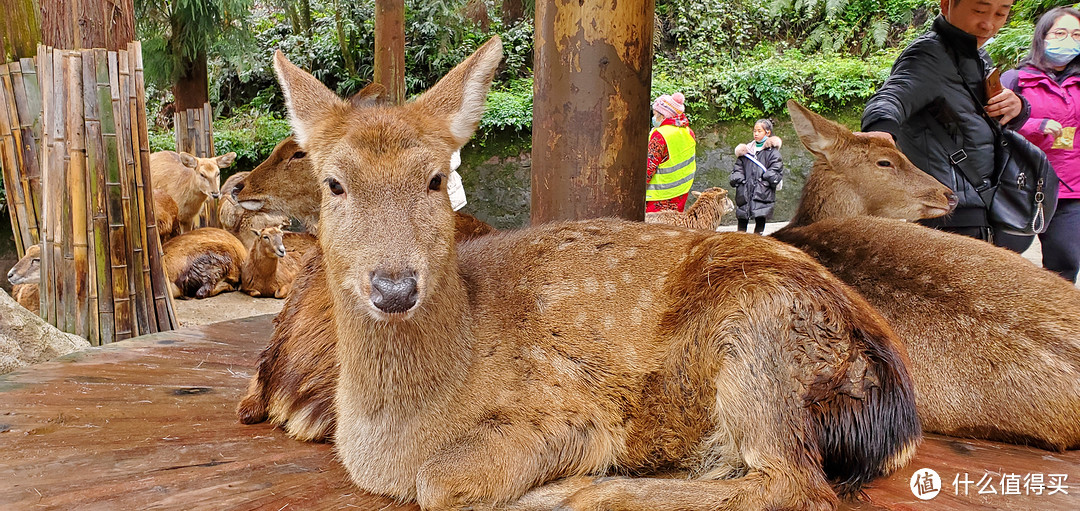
[241,225,305,299]
[239,37,921,510]
[645,187,734,230]
[772,100,1080,451]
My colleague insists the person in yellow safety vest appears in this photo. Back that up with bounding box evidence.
[646,92,697,212]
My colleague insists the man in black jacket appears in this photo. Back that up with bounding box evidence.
[862,0,1032,249]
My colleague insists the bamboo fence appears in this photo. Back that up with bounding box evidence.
[0,42,176,345]
[174,103,219,228]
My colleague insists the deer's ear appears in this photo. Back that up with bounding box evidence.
[215,152,237,169]
[787,100,850,156]
[348,82,387,108]
[414,36,503,147]
[273,50,347,148]
[179,152,198,168]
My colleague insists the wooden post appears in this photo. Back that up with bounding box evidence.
[374,0,405,105]
[531,0,655,223]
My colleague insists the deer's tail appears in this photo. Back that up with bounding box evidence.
[810,296,922,495]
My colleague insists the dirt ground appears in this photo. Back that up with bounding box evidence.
[171,291,285,327]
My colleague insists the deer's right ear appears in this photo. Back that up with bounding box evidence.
[787,100,848,157]
[179,152,198,168]
[273,50,347,148]
[348,82,387,108]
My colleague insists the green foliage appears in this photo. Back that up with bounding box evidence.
[764,0,937,55]
[147,114,292,174]
[136,0,256,92]
[985,23,1037,69]
[480,78,533,133]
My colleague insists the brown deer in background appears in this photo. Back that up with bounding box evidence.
[241,38,921,510]
[150,150,237,232]
[645,187,734,230]
[773,101,1080,451]
[7,244,41,312]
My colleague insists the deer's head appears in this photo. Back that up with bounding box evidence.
[7,244,41,285]
[787,100,956,226]
[178,151,236,200]
[252,225,287,258]
[234,83,387,223]
[273,37,502,321]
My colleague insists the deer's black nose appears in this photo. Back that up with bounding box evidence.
[370,271,418,314]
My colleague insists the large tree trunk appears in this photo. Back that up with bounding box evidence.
[2,0,134,59]
[374,0,405,105]
[531,0,655,223]
[172,49,209,111]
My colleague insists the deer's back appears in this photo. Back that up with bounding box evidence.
[774,216,1080,449]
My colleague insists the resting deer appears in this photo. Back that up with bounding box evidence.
[645,187,734,230]
[241,225,305,299]
[243,38,921,510]
[772,101,1080,451]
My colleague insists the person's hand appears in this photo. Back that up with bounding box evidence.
[986,89,1023,125]
[1043,119,1064,139]
[854,131,896,145]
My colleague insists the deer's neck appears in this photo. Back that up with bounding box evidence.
[331,265,473,416]
[787,162,863,228]
[244,245,279,284]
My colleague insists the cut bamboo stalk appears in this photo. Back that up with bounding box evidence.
[106,50,133,341]
[60,52,79,336]
[91,48,115,345]
[81,49,100,345]
[65,51,89,339]
[118,47,150,334]
[7,60,39,248]
[17,57,43,241]
[49,49,68,331]
[130,42,175,331]
[0,64,28,256]
[36,45,52,321]
[126,45,152,334]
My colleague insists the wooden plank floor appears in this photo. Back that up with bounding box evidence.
[0,315,1076,510]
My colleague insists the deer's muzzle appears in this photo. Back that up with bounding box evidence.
[370,271,419,315]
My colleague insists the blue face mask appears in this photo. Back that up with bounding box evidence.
[1045,42,1080,66]
[652,117,662,128]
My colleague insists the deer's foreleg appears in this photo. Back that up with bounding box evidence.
[414,418,608,511]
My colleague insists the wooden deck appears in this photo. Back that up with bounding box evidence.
[0,315,1075,510]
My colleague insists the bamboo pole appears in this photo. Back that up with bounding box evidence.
[36,45,53,321]
[130,41,175,331]
[0,64,29,256]
[91,48,116,345]
[116,48,149,336]
[16,57,43,242]
[48,49,67,330]
[81,49,100,345]
[126,44,152,334]
[6,61,39,249]
[105,50,133,341]
[65,51,89,339]
[60,51,78,336]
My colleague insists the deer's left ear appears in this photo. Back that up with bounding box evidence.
[787,99,849,157]
[414,36,503,148]
[273,50,348,148]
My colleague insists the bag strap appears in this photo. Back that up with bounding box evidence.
[744,153,768,173]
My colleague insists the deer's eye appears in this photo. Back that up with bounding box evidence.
[429,173,445,191]
[877,160,893,168]
[291,151,306,160]
[326,178,345,196]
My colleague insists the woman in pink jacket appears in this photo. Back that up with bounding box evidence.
[1003,6,1080,283]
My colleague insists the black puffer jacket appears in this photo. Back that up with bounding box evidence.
[729,136,784,220]
[862,16,1030,228]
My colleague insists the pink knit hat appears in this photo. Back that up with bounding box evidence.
[652,92,686,119]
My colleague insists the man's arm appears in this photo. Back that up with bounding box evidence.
[861,41,948,138]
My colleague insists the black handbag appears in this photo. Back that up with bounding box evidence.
[991,128,1059,235]
[947,59,1060,236]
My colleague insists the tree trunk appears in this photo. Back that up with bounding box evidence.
[334,0,357,76]
[0,0,42,60]
[501,0,524,26]
[172,49,209,111]
[531,0,655,223]
[41,0,135,51]
[374,0,405,105]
